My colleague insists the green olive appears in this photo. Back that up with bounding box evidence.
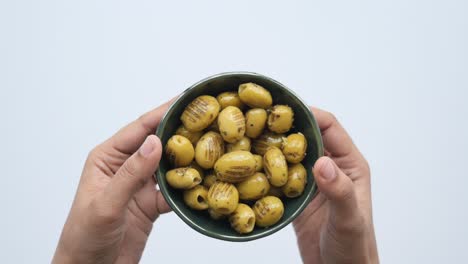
[218,106,246,143]
[253,154,263,172]
[236,172,270,200]
[267,105,294,133]
[214,151,256,183]
[183,185,209,210]
[226,136,251,152]
[282,163,307,198]
[245,108,267,139]
[189,161,205,179]
[202,170,217,188]
[175,125,203,145]
[263,147,288,187]
[217,91,245,110]
[166,167,202,189]
[253,196,284,227]
[195,131,225,169]
[181,95,220,132]
[252,131,285,155]
[229,203,256,234]
[238,83,272,109]
[165,135,195,167]
[208,208,225,220]
[267,186,284,198]
[207,182,239,215]
[282,133,307,163]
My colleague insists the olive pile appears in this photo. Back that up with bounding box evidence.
[165,83,308,234]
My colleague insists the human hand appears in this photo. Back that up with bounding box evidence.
[293,107,379,263]
[53,101,173,264]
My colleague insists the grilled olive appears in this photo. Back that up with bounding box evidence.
[282,163,307,198]
[208,208,225,220]
[282,133,307,163]
[189,161,205,179]
[181,95,220,132]
[165,135,195,167]
[229,203,256,234]
[214,151,256,183]
[183,185,209,210]
[166,167,202,189]
[267,105,294,133]
[252,131,285,155]
[236,172,270,200]
[218,106,246,143]
[263,147,288,187]
[245,108,267,138]
[175,125,203,145]
[217,91,245,110]
[253,196,284,227]
[238,83,272,109]
[226,136,251,152]
[195,131,225,169]
[267,186,284,198]
[207,182,239,215]
[253,154,263,172]
[202,170,217,188]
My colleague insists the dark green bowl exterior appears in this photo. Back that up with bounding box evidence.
[156,72,324,242]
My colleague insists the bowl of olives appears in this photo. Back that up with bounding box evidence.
[156,72,324,241]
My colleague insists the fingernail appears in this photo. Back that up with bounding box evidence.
[320,158,336,181]
[139,136,155,157]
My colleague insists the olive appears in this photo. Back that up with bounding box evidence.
[263,147,288,187]
[245,108,267,138]
[207,182,239,215]
[253,154,263,172]
[181,95,220,132]
[217,91,245,110]
[166,167,202,190]
[282,163,307,198]
[253,196,284,227]
[282,133,307,163]
[229,203,256,234]
[252,131,285,155]
[189,161,205,179]
[214,151,256,183]
[226,136,251,152]
[208,208,225,220]
[238,83,272,109]
[165,135,195,167]
[183,185,209,210]
[218,106,246,143]
[267,105,294,133]
[207,116,220,132]
[236,172,270,200]
[267,186,284,198]
[202,170,217,189]
[175,125,203,146]
[195,131,225,169]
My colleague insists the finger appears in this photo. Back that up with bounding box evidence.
[310,107,358,158]
[98,135,163,214]
[133,178,172,222]
[156,190,172,214]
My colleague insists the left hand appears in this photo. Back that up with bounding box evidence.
[53,101,173,264]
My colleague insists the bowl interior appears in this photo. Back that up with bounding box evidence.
[156,72,323,241]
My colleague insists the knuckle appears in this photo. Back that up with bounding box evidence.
[89,199,121,225]
[324,111,338,124]
[120,159,147,188]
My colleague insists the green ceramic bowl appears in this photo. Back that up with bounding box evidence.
[156,72,323,242]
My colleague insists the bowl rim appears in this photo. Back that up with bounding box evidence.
[155,71,324,242]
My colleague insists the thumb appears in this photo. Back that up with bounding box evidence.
[313,157,362,231]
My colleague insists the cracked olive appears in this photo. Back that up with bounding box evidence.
[218,106,246,143]
[263,147,288,187]
[175,125,203,146]
[253,154,263,172]
[195,131,225,169]
[282,133,307,163]
[236,172,270,200]
[282,163,307,198]
[252,131,285,155]
[183,185,209,210]
[189,161,205,179]
[253,196,284,227]
[181,95,220,132]
[229,203,256,234]
[267,105,294,133]
[217,91,245,110]
[165,135,195,167]
[214,151,256,183]
[226,136,251,152]
[166,167,202,189]
[202,170,217,188]
[238,83,272,109]
[245,108,268,138]
[207,182,239,215]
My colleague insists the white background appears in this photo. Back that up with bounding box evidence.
[1,0,467,263]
